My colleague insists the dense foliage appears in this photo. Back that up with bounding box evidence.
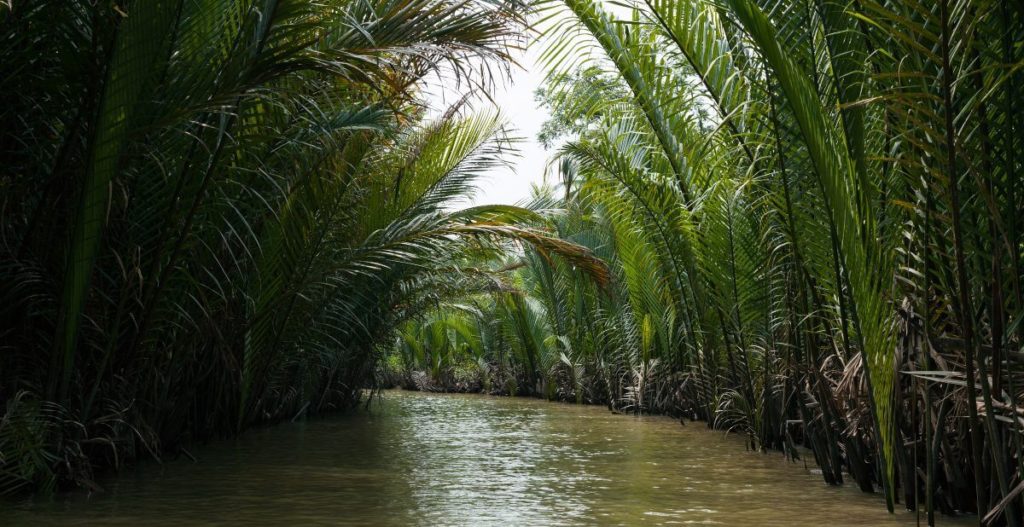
[2,0,1022,524]
[0,0,617,494]
[387,0,1024,524]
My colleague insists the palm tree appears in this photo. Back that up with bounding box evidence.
[0,0,612,494]
[393,0,1022,523]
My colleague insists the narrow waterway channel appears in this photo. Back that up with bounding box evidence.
[2,390,971,526]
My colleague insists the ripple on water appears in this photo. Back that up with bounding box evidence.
[0,390,974,526]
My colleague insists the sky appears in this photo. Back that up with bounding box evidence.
[469,47,553,206]
[423,2,633,207]
[426,45,555,207]
[455,3,629,206]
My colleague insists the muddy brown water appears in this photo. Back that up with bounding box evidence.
[1,390,973,525]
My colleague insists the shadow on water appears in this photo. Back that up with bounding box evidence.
[1,390,973,526]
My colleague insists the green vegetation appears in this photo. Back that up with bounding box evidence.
[0,0,609,495]
[2,0,1023,525]
[387,0,1024,524]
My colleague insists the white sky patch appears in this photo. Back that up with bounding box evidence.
[423,2,632,207]
[422,43,557,207]
[470,45,553,206]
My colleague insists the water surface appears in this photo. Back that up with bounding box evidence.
[2,390,969,525]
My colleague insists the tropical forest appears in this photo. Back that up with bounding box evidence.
[1,0,1022,525]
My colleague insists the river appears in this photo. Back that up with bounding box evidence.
[1,390,971,525]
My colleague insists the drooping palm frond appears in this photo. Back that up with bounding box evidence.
[507,0,1024,522]
[0,0,549,493]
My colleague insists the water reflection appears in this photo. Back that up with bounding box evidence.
[1,391,970,526]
